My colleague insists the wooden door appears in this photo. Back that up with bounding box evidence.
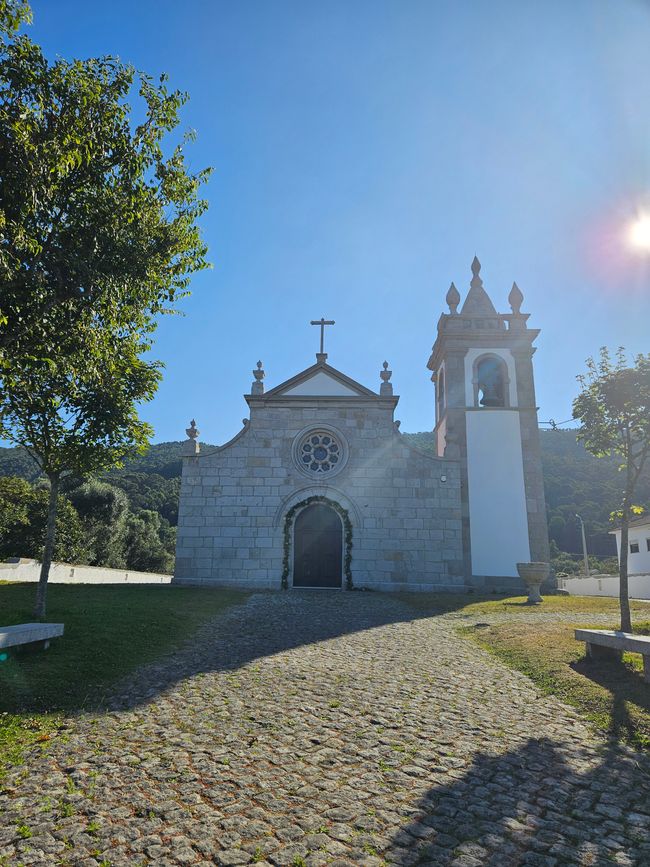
[293,504,343,588]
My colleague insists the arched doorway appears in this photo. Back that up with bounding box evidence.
[293,503,343,588]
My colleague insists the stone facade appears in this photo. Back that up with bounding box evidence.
[175,368,464,591]
[175,259,549,592]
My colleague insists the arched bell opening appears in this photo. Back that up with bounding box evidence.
[473,354,509,408]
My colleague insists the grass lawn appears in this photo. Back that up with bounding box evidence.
[399,591,650,617]
[0,582,246,776]
[400,593,650,750]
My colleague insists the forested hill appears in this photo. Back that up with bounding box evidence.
[1,431,648,554]
[0,441,217,484]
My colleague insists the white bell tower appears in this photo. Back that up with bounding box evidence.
[427,258,549,588]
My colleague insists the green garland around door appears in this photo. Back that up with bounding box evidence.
[281,496,353,590]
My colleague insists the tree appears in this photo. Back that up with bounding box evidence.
[106,472,180,524]
[1,331,162,615]
[67,480,130,567]
[0,1,31,37]
[0,8,210,364]
[124,509,174,574]
[0,6,210,616]
[0,475,31,539]
[0,476,87,563]
[573,348,650,631]
[548,515,566,548]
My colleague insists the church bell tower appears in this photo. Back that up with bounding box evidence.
[427,257,549,588]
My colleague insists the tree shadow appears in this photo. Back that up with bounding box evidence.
[571,654,650,746]
[100,590,484,713]
[388,736,650,865]
[4,590,650,863]
[1,588,494,716]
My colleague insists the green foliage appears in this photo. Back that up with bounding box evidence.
[573,347,650,631]
[27,488,88,563]
[0,473,179,573]
[0,21,211,364]
[0,443,192,524]
[610,505,646,523]
[0,475,30,537]
[67,480,129,568]
[108,440,188,478]
[0,476,87,562]
[573,348,650,465]
[123,509,174,573]
[107,471,180,524]
[0,474,176,572]
[0,8,210,613]
[549,541,617,577]
[0,0,31,37]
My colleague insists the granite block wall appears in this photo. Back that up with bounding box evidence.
[174,402,463,591]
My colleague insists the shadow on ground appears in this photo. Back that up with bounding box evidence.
[389,736,650,865]
[571,655,650,743]
[1,588,483,716]
[102,590,475,712]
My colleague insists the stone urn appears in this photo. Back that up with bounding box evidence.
[516,562,550,604]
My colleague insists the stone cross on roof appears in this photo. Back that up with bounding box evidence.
[310,317,335,363]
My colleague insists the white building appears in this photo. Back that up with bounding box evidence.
[611,517,650,575]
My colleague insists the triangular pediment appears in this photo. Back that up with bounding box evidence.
[283,370,361,396]
[263,361,378,399]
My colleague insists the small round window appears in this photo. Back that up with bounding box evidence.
[298,431,341,474]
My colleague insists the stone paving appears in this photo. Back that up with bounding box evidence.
[1,592,650,866]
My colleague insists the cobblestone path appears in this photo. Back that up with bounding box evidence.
[1,592,650,866]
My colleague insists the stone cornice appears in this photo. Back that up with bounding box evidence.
[244,394,399,409]
[427,327,540,372]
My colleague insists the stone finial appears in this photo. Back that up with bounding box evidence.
[459,255,498,317]
[184,419,200,455]
[251,360,265,395]
[508,281,524,314]
[470,255,482,287]
[380,360,393,396]
[446,282,460,314]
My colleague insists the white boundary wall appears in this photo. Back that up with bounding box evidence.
[0,559,171,585]
[560,573,650,600]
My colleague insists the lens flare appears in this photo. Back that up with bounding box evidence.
[629,214,650,251]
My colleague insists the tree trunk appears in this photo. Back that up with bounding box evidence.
[619,483,632,633]
[33,474,59,620]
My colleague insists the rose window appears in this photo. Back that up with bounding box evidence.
[299,431,341,474]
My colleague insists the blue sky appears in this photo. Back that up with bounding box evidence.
[27,0,650,444]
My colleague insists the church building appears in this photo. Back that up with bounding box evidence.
[174,258,549,592]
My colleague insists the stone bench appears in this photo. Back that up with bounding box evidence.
[0,622,64,653]
[575,628,650,683]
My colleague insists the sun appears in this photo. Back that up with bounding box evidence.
[629,213,650,251]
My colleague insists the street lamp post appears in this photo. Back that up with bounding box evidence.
[575,514,589,579]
